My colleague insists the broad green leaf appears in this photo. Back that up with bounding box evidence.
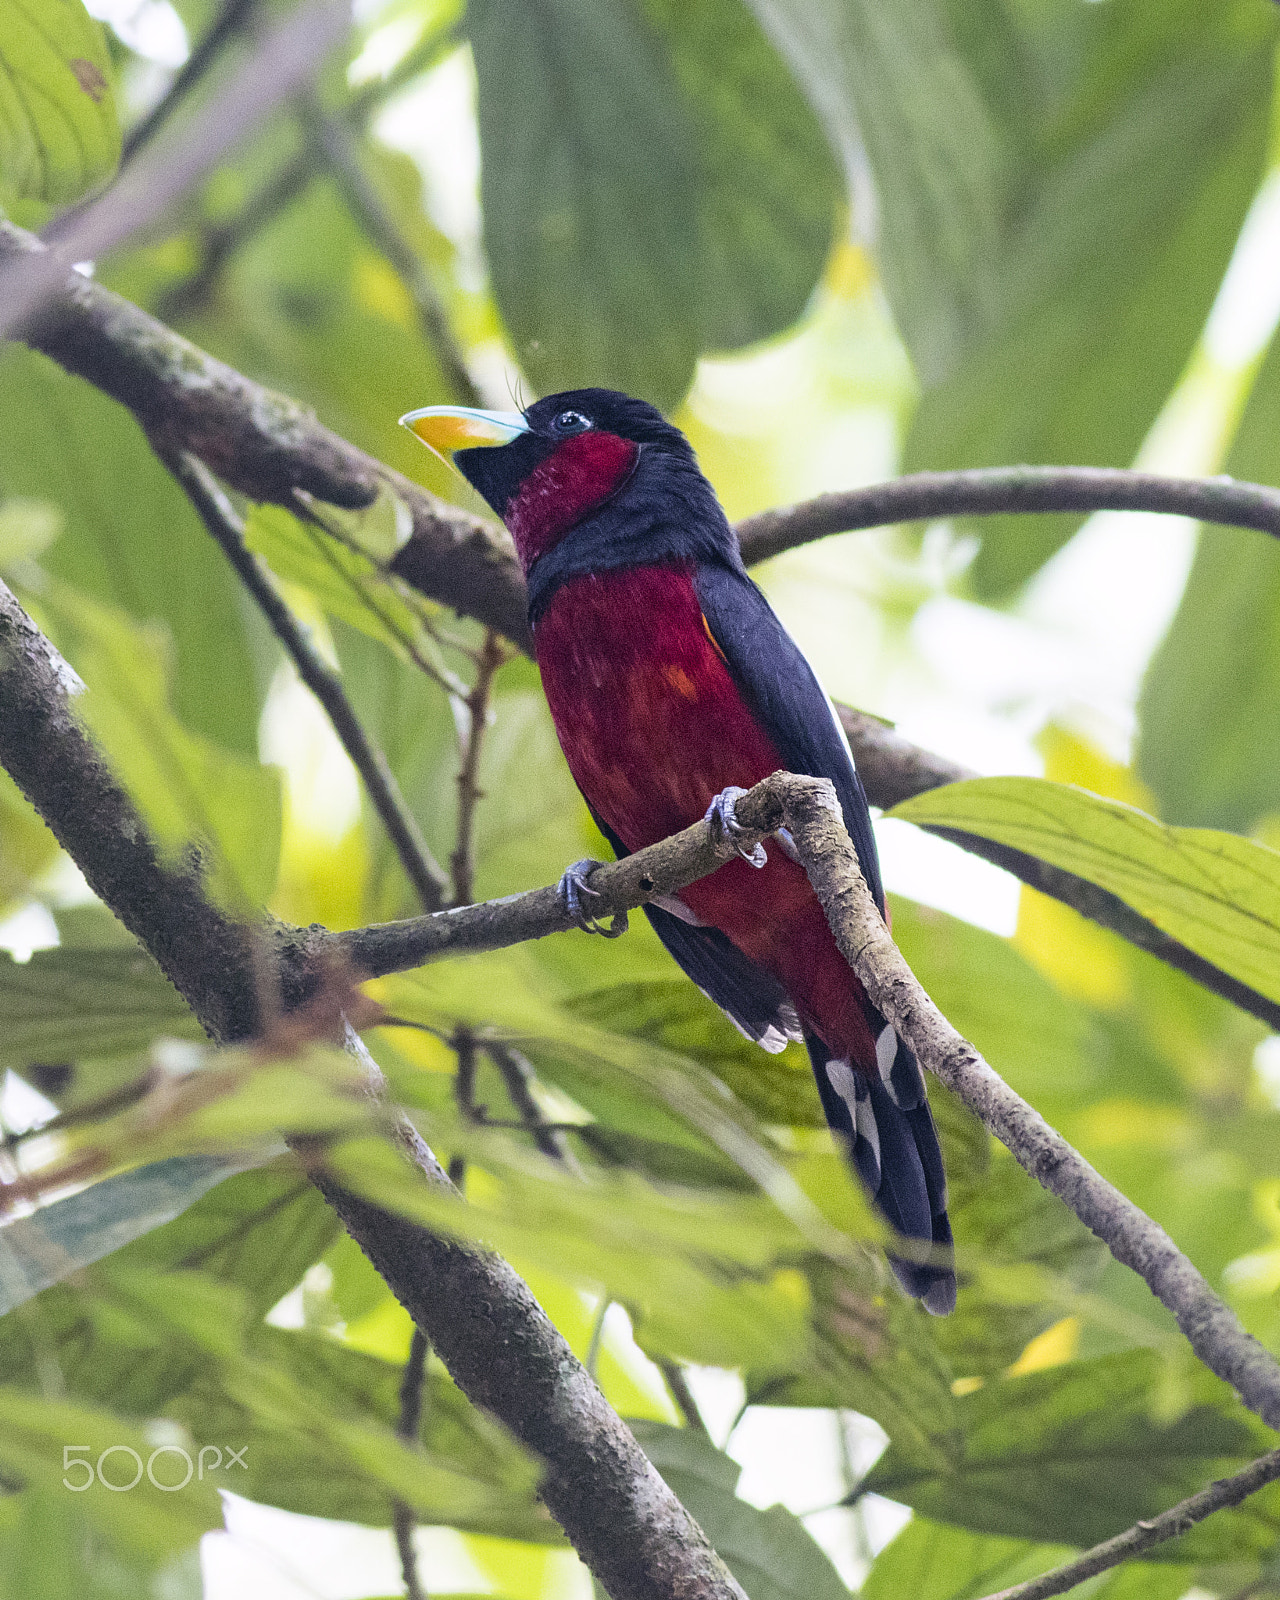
[905,1,1275,596]
[0,0,119,203]
[1138,326,1280,831]
[0,767,60,917]
[937,1153,1106,1382]
[0,1154,254,1315]
[330,1130,819,1369]
[0,346,263,756]
[0,1166,335,1409]
[467,0,839,409]
[743,0,1003,385]
[745,1259,959,1470]
[245,502,429,663]
[891,777,1280,1006]
[110,1159,338,1317]
[630,1420,849,1600]
[0,1385,221,1559]
[890,896,1101,1116]
[41,585,281,907]
[862,1515,1193,1600]
[332,616,460,921]
[173,1323,550,1537]
[861,1350,1259,1549]
[861,1517,1074,1600]
[566,979,824,1128]
[0,946,198,1076]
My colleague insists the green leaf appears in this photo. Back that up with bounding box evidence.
[0,346,264,757]
[0,767,60,918]
[467,0,839,409]
[0,1155,254,1315]
[0,0,120,203]
[862,1515,1194,1600]
[742,0,1003,386]
[110,1159,339,1318]
[566,979,825,1127]
[1137,327,1280,830]
[891,777,1280,1006]
[0,1385,221,1559]
[860,1350,1259,1549]
[0,946,199,1076]
[179,1323,551,1537]
[630,1420,849,1600]
[41,585,282,907]
[861,1517,1074,1600]
[905,1,1276,595]
[245,502,428,663]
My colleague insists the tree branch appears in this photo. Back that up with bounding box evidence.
[974,1448,1280,1600]
[6,223,1279,1027]
[119,0,262,166]
[735,466,1280,564]
[170,450,450,911]
[391,1326,430,1600]
[0,0,353,341]
[449,629,504,906]
[759,773,1280,1434]
[297,94,483,409]
[483,1038,581,1173]
[0,582,747,1600]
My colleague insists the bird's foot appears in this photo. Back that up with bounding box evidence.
[557,858,629,937]
[705,786,768,868]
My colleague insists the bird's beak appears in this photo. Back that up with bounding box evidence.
[399,405,530,464]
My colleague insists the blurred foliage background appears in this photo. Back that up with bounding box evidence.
[4,0,1280,1596]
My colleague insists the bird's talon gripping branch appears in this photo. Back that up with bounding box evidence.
[557,858,629,937]
[705,786,768,868]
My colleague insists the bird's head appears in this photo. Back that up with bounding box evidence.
[400,389,716,576]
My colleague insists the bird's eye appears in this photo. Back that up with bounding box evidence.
[552,409,591,436]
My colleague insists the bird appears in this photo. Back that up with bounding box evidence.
[401,388,955,1314]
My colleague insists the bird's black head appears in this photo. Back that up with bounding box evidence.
[400,386,737,609]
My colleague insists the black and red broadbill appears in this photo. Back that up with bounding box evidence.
[402,388,956,1314]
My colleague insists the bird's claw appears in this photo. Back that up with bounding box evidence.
[705,786,767,868]
[557,858,629,937]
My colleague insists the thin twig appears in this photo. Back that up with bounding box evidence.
[169,451,450,911]
[659,1361,710,1439]
[391,1327,430,1600]
[0,0,352,341]
[447,1025,481,1192]
[292,500,468,699]
[159,29,455,316]
[736,466,1280,565]
[0,578,751,1600]
[972,1449,1280,1600]
[760,774,1280,1434]
[297,94,482,408]
[10,217,1280,1022]
[482,1038,581,1174]
[451,629,505,906]
[121,0,262,164]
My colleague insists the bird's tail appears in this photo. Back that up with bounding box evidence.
[806,1028,956,1315]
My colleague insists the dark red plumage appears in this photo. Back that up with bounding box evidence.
[506,431,638,565]
[444,388,955,1312]
[536,561,877,1067]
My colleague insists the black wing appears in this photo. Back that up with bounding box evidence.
[693,559,885,912]
[588,807,801,1052]
[697,559,956,1313]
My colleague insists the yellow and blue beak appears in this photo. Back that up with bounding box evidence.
[399,405,529,466]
